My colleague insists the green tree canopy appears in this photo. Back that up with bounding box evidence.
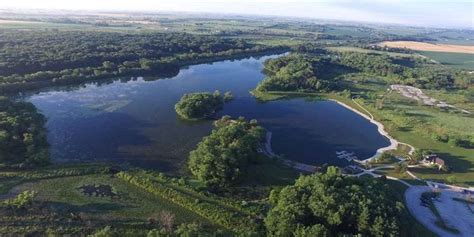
[265,167,404,237]
[0,97,49,166]
[174,91,224,120]
[188,116,265,189]
[256,54,334,92]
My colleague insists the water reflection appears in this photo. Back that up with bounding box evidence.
[24,55,389,171]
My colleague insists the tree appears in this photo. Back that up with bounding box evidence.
[446,176,457,184]
[188,116,265,189]
[265,167,403,236]
[256,54,334,93]
[147,229,167,237]
[174,223,202,237]
[394,162,408,173]
[0,97,49,166]
[174,92,224,120]
[294,224,329,237]
[410,149,426,163]
[2,191,37,210]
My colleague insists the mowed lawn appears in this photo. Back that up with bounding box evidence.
[420,51,474,70]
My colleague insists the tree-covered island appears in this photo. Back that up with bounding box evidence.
[175,91,232,120]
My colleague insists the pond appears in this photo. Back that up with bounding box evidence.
[23,55,390,171]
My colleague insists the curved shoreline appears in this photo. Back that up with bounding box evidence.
[329,99,415,162]
[262,97,414,171]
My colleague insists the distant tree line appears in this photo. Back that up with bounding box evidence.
[0,30,287,93]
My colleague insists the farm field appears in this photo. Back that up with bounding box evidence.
[380,41,474,54]
[419,51,474,70]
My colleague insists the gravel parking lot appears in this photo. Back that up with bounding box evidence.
[405,186,474,237]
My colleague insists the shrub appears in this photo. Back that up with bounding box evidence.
[2,191,37,210]
[446,176,457,184]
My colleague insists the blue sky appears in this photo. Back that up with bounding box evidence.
[1,0,472,28]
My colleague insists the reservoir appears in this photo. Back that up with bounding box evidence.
[24,55,390,171]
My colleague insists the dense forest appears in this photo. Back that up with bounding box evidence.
[255,54,337,93]
[0,97,48,166]
[188,116,265,190]
[175,91,229,120]
[265,167,406,237]
[0,30,287,92]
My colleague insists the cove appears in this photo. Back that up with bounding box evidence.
[22,55,390,171]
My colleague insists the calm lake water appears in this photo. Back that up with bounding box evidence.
[24,55,389,171]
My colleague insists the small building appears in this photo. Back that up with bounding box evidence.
[423,154,445,170]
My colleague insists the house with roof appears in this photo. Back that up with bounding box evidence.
[423,154,446,170]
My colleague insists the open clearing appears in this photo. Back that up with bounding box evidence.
[380,41,474,54]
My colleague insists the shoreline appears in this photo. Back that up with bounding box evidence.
[329,99,415,162]
[262,131,318,173]
[260,96,415,172]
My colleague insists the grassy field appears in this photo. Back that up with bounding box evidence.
[347,80,474,186]
[0,173,214,235]
[14,174,207,221]
[419,51,474,70]
[0,157,298,235]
